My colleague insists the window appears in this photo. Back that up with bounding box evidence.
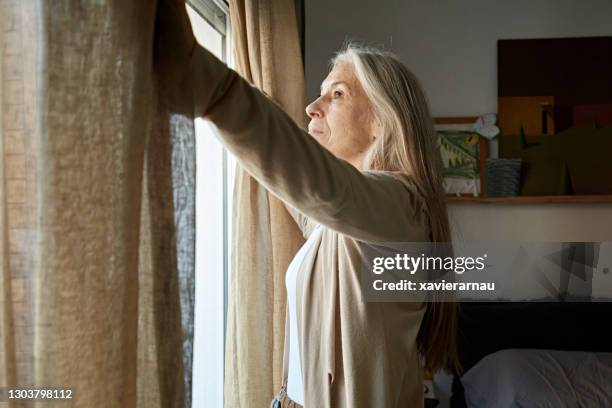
[187,2,234,408]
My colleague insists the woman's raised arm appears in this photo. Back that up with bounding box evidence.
[190,43,430,243]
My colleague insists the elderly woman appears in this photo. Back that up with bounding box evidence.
[156,1,459,407]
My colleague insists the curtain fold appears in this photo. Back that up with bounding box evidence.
[1,1,195,407]
[225,0,307,407]
[1,0,43,397]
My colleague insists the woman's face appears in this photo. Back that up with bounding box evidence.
[306,62,378,169]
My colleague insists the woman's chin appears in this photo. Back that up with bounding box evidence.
[311,132,328,147]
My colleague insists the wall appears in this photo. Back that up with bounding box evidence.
[305,0,612,116]
[305,1,612,405]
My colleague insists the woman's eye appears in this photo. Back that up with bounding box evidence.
[333,90,343,98]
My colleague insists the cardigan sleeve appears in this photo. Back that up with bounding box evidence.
[190,43,431,243]
[284,203,317,241]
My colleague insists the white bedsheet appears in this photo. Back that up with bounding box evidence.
[461,349,612,407]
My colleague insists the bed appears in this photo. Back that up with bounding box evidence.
[450,302,612,407]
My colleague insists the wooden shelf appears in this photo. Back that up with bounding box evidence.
[446,195,612,204]
[432,117,612,205]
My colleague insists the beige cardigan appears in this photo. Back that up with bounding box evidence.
[190,43,431,408]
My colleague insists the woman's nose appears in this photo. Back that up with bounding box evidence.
[306,100,324,119]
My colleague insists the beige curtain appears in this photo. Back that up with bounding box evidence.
[1,1,195,407]
[224,0,307,407]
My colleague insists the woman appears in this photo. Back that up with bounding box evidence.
[156,1,459,407]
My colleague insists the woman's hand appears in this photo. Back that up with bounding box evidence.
[153,0,197,85]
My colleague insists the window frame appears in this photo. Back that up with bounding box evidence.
[187,1,233,407]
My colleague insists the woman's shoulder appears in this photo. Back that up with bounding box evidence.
[360,170,428,211]
[360,169,420,190]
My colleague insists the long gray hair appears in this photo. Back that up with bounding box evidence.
[333,43,460,374]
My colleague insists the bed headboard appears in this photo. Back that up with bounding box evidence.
[451,301,612,407]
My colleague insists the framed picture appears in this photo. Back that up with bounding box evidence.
[433,117,488,197]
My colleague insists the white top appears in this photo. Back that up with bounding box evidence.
[285,224,322,404]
